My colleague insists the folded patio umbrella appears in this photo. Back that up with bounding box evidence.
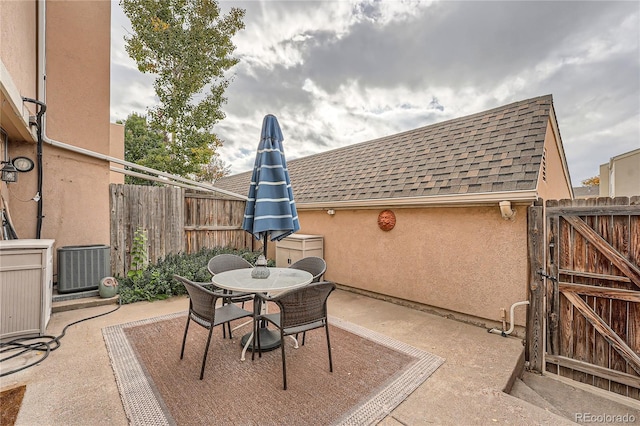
[242,114,300,257]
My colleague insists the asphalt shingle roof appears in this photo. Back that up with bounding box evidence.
[215,95,553,204]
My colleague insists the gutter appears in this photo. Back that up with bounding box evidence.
[295,189,539,210]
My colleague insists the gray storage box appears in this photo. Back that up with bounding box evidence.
[57,245,110,293]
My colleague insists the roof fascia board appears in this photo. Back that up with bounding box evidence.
[548,103,574,199]
[609,148,640,162]
[297,189,539,210]
[0,59,37,142]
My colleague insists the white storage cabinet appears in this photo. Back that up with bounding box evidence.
[0,239,54,339]
[276,234,323,267]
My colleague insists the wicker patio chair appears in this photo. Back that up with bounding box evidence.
[208,254,255,305]
[208,254,256,336]
[252,281,336,390]
[174,275,253,380]
[288,256,326,282]
[287,256,327,344]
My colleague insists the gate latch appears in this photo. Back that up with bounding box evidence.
[536,270,557,282]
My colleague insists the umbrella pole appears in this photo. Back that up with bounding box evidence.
[263,234,268,258]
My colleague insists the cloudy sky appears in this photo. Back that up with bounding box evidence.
[110,0,640,186]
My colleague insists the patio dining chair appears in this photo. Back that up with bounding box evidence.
[252,281,336,390]
[208,254,255,336]
[173,275,253,380]
[287,256,327,344]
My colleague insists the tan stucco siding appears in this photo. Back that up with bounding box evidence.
[536,119,572,200]
[0,1,37,103]
[46,1,111,155]
[38,0,112,250]
[43,148,110,244]
[0,1,38,238]
[296,206,529,326]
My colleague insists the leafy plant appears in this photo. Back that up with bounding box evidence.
[127,227,149,280]
[117,246,270,304]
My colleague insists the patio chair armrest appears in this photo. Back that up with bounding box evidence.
[193,281,229,297]
[253,292,274,302]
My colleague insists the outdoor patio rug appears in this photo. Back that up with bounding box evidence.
[102,312,444,426]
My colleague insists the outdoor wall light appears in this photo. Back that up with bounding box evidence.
[1,162,18,183]
[12,156,35,173]
[499,201,516,220]
[327,209,335,216]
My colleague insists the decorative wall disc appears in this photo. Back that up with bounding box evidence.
[377,210,396,231]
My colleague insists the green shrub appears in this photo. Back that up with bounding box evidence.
[117,247,272,304]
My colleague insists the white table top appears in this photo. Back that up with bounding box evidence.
[212,267,313,293]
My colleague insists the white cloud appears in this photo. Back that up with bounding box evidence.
[111,0,640,185]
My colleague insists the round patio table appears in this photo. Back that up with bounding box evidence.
[212,267,313,360]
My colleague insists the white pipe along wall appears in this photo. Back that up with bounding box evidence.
[488,300,530,337]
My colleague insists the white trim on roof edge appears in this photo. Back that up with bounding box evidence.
[548,103,574,199]
[296,189,539,210]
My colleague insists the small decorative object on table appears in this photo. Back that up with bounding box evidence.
[251,255,270,279]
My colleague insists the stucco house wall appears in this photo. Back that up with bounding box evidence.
[295,205,529,326]
[0,2,37,103]
[537,115,573,201]
[1,1,113,272]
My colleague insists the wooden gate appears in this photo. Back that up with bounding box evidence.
[542,197,640,400]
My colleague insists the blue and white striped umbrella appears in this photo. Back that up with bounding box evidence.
[242,115,300,254]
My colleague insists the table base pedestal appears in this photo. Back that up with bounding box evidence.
[241,327,280,352]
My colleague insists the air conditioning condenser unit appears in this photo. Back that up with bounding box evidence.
[57,245,110,293]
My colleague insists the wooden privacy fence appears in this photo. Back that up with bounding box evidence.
[184,192,254,253]
[528,196,640,400]
[110,184,253,277]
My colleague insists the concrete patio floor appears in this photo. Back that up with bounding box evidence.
[2,289,579,425]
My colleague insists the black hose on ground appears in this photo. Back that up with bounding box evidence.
[0,299,121,377]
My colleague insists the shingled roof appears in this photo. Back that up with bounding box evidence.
[215,95,558,207]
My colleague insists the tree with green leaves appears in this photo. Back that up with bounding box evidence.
[119,113,230,185]
[121,0,244,180]
[119,113,166,185]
